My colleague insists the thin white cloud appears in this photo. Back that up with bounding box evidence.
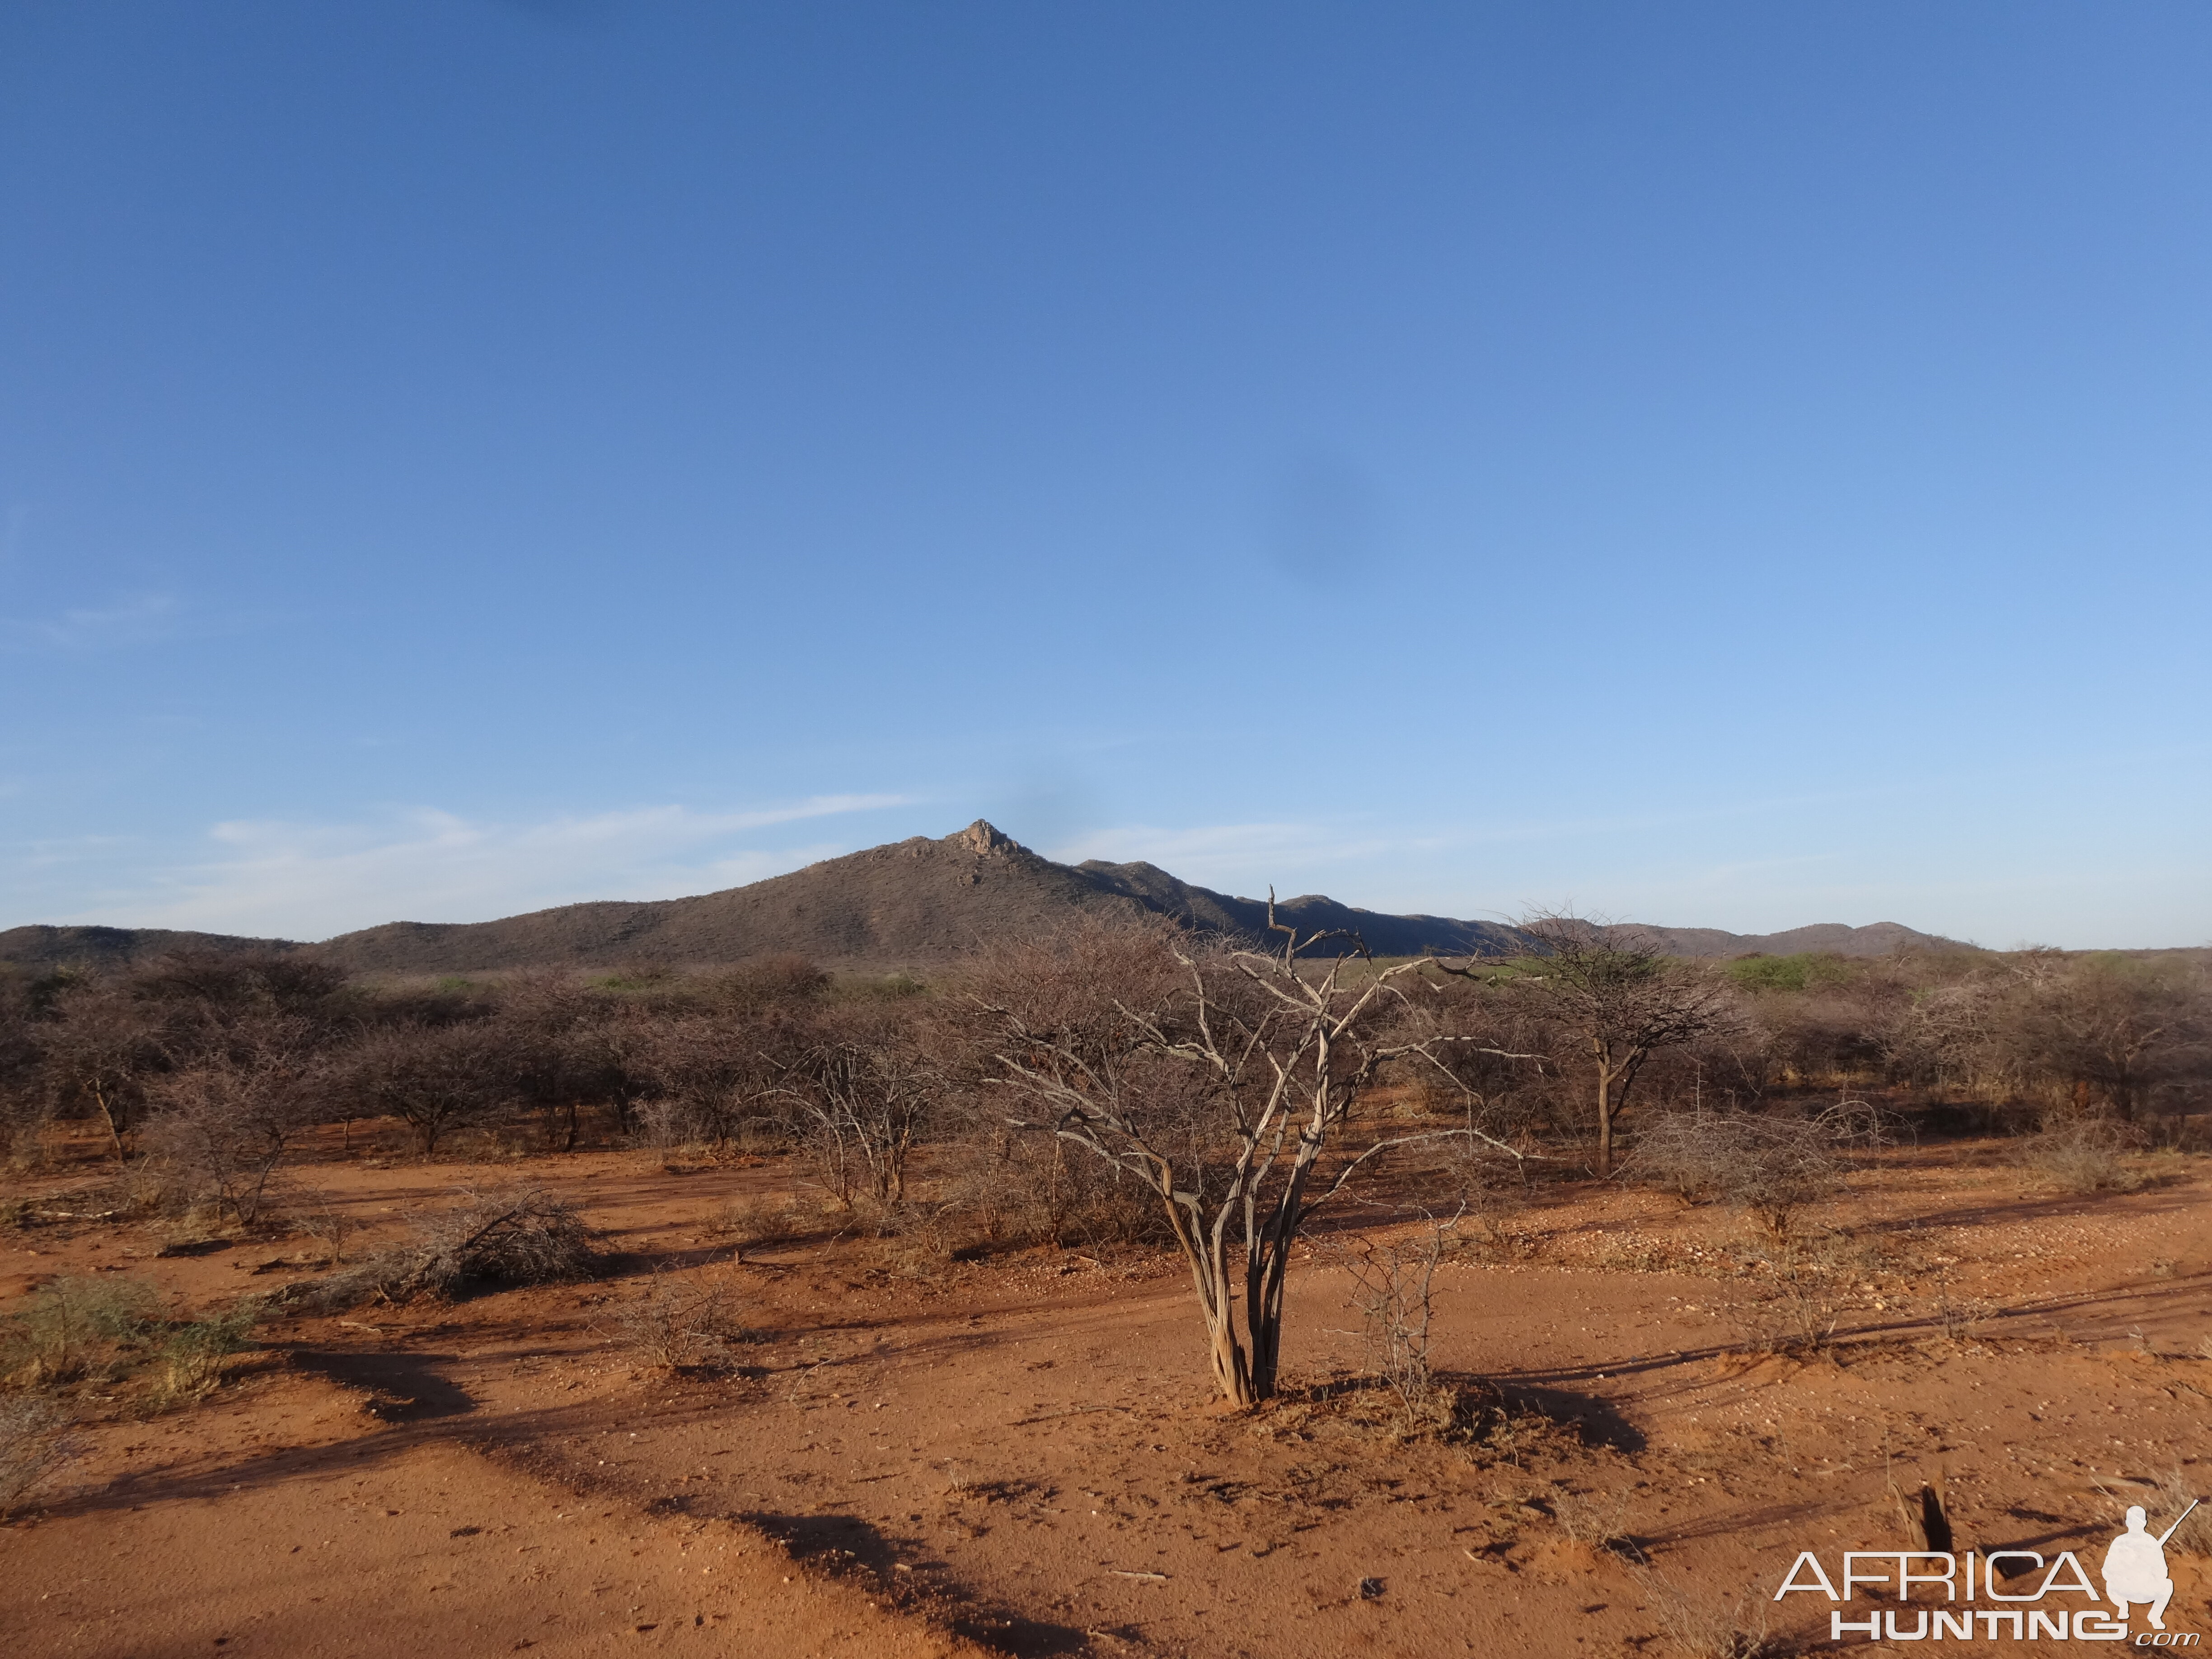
[41,794,913,940]
[1,591,181,651]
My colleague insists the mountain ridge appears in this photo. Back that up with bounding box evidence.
[0,819,1958,974]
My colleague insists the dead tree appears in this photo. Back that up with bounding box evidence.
[981,906,1532,1408]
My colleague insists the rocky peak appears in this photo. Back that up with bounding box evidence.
[950,819,1024,857]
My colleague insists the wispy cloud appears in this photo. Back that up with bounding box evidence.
[36,794,913,940]
[1,591,182,651]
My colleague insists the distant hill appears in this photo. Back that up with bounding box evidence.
[1612,920,1953,959]
[0,924,306,974]
[0,819,1957,975]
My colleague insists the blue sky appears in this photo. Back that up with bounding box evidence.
[4,3,2207,949]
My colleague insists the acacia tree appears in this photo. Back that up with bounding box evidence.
[1500,914,1735,1177]
[147,1016,322,1226]
[40,983,173,1158]
[341,1021,519,1154]
[1989,951,2207,1120]
[978,911,1529,1408]
[0,972,51,1164]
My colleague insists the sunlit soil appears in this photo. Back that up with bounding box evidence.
[4,1126,2208,1657]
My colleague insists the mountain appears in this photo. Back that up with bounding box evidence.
[0,820,1955,975]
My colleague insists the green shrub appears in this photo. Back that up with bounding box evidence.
[1724,953,1855,995]
[151,1309,255,1405]
[1,1275,256,1408]
[1,1275,159,1387]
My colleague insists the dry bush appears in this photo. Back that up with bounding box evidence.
[1990,952,2210,1118]
[1889,949,2211,1118]
[937,1125,1174,1251]
[1735,1276,1841,1357]
[632,1012,798,1153]
[784,1009,939,1214]
[1333,1212,1458,1431]
[855,1208,958,1278]
[1631,1567,1777,1659]
[38,982,173,1156]
[319,1187,596,1306]
[0,970,48,1168]
[0,973,54,1171]
[2015,1117,2145,1193]
[2148,1468,2212,1558]
[710,955,831,1011]
[487,972,662,1151]
[1731,956,1907,1090]
[292,1189,356,1265]
[1549,1485,1641,1556]
[144,1022,323,1228]
[0,1395,79,1516]
[1,1275,253,1411]
[1635,1100,1886,1238]
[709,1193,807,1261]
[970,913,1528,1406]
[601,1270,747,1372]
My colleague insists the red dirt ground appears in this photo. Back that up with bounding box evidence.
[4,1134,2209,1658]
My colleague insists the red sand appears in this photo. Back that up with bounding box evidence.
[5,1139,2208,1657]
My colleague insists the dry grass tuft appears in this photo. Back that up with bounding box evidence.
[1632,1566,1779,1659]
[2107,1468,2212,1559]
[0,1395,78,1516]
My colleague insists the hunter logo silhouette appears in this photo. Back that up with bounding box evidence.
[1773,1490,2204,1643]
[2106,1500,2198,1631]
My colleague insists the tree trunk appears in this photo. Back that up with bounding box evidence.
[1247,1258,1289,1401]
[93,1085,127,1161]
[1594,1063,1616,1177]
[1196,1250,1256,1406]
[1208,1313,1256,1406]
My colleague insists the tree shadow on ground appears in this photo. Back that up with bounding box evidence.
[740,1509,1092,1657]
[1483,1377,1648,1455]
[1286,1371,1647,1457]
[289,1349,476,1418]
